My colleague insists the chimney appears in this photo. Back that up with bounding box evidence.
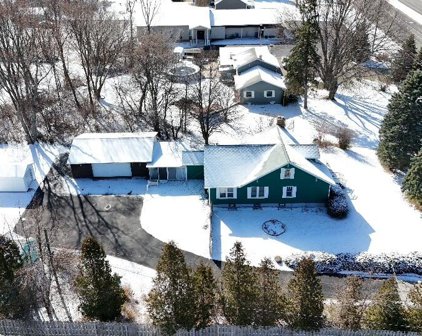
[276,116,286,128]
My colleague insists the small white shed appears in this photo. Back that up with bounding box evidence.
[0,163,34,192]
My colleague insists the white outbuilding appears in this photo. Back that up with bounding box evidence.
[0,163,34,192]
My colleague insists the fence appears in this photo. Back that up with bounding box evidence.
[0,321,418,336]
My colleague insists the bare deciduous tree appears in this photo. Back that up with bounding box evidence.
[0,0,52,143]
[191,53,238,145]
[139,0,161,33]
[294,0,398,100]
[66,0,128,112]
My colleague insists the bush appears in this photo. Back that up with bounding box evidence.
[284,251,422,275]
[327,185,349,218]
[336,127,354,150]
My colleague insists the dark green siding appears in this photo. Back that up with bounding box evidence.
[209,164,330,205]
[187,166,204,180]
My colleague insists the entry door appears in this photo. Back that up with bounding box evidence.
[159,168,167,180]
[197,30,205,40]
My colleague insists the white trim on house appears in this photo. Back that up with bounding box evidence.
[244,90,255,98]
[216,187,237,199]
[280,167,295,179]
[264,90,275,98]
[247,186,269,199]
[282,186,297,198]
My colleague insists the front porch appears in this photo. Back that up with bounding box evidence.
[190,26,211,46]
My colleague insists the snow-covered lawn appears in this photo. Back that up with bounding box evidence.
[140,181,211,259]
[0,144,63,235]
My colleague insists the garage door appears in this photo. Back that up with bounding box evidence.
[92,163,132,178]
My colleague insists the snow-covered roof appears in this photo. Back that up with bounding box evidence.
[0,163,31,179]
[290,145,320,160]
[244,125,320,160]
[132,0,211,29]
[234,47,280,70]
[210,8,280,26]
[234,65,285,90]
[204,141,334,188]
[215,0,254,7]
[182,151,204,166]
[68,132,157,165]
[147,142,190,168]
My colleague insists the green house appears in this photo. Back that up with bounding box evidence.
[204,140,335,206]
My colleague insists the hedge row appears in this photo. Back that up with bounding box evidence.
[284,251,422,275]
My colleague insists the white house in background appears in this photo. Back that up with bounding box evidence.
[0,163,34,192]
[130,0,280,46]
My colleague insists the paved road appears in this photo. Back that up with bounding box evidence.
[387,0,422,47]
[398,0,422,14]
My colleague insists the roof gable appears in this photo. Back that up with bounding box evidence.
[234,65,285,90]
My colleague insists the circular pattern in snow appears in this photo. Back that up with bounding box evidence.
[262,219,286,236]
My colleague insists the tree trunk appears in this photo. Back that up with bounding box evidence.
[303,85,308,110]
[327,81,338,100]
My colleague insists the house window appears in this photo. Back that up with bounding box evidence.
[244,91,254,98]
[280,168,295,179]
[282,186,297,198]
[264,90,275,98]
[247,186,269,199]
[217,187,237,199]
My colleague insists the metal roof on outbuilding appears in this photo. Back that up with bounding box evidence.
[68,132,157,165]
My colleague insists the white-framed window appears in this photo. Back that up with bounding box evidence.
[280,167,295,180]
[264,90,275,98]
[217,187,237,199]
[247,186,269,199]
[244,91,255,98]
[282,186,297,198]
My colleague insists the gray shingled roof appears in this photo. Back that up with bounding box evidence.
[182,151,204,166]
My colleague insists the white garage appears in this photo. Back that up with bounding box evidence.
[68,132,158,178]
[0,163,34,192]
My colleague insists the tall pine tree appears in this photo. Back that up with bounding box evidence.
[193,263,217,330]
[377,70,422,171]
[75,237,127,321]
[364,277,408,331]
[286,258,324,330]
[413,47,422,72]
[335,277,365,330]
[0,236,26,319]
[402,148,422,206]
[391,34,417,83]
[146,241,195,335]
[285,0,319,109]
[407,283,422,332]
[221,242,258,326]
[255,258,286,326]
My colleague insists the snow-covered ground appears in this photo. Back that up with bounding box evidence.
[0,144,63,235]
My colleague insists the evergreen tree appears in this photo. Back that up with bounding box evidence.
[286,258,324,330]
[285,0,319,109]
[413,47,422,72]
[75,237,127,321]
[353,22,371,64]
[0,236,26,319]
[364,277,408,331]
[221,241,258,326]
[255,258,286,326]
[407,283,422,332]
[402,148,422,206]
[377,70,422,171]
[146,241,195,335]
[391,34,417,83]
[192,263,216,330]
[335,277,365,330]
